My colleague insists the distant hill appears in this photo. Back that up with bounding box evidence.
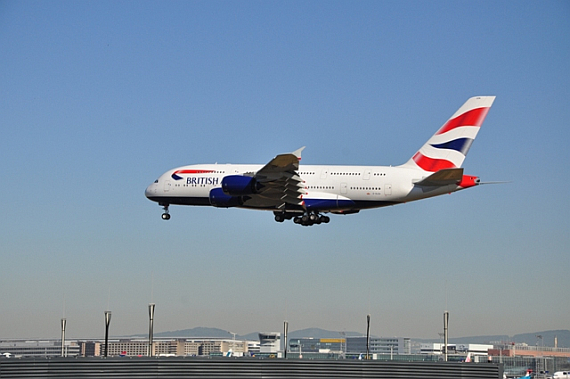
[512,330,569,348]
[150,327,361,341]
[145,327,569,348]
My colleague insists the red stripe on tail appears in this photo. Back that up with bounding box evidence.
[412,152,456,172]
[436,107,490,135]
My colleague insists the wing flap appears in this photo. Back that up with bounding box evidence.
[248,147,306,209]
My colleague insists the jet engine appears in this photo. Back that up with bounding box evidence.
[209,188,243,208]
[221,175,261,195]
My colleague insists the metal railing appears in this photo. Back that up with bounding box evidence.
[0,357,502,379]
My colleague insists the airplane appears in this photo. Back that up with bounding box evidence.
[145,96,495,226]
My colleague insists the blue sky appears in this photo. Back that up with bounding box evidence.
[1,1,568,341]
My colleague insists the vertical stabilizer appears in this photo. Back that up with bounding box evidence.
[402,96,495,172]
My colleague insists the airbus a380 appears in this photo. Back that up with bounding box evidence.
[145,96,495,226]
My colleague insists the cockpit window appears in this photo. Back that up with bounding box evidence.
[154,179,159,183]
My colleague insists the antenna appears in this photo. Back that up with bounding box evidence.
[366,314,371,360]
[61,293,66,357]
[283,321,288,359]
[104,311,112,357]
[443,280,449,362]
[148,272,156,357]
[148,303,156,357]
[61,317,66,357]
[443,310,449,362]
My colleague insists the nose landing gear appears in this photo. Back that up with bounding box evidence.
[160,204,170,220]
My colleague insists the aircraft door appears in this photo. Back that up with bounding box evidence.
[363,170,371,180]
[340,182,347,195]
[384,184,392,196]
[164,180,172,192]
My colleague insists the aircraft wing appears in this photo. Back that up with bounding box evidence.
[253,147,306,208]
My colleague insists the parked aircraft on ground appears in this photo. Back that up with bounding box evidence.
[145,96,495,226]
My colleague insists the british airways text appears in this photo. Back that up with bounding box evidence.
[186,177,219,185]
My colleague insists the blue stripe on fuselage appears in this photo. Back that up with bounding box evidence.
[303,198,355,210]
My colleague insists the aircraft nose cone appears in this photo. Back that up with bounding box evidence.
[145,182,157,199]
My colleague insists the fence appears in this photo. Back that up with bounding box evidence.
[0,357,502,378]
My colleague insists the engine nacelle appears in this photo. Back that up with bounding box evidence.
[221,175,260,195]
[209,188,243,208]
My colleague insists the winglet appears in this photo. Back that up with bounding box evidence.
[255,147,305,178]
[292,146,306,161]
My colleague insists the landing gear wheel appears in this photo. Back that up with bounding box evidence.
[160,204,170,220]
[274,214,284,222]
[292,212,331,226]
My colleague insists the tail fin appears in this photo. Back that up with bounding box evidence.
[402,96,495,172]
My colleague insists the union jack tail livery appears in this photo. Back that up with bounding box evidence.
[403,96,496,172]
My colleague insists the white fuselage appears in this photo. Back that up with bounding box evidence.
[145,163,460,212]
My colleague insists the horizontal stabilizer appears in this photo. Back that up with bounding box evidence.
[414,168,463,187]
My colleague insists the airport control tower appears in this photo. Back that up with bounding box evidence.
[258,332,281,355]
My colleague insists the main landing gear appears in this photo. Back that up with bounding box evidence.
[274,211,330,226]
[160,203,170,220]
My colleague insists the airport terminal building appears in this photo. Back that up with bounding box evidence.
[346,337,411,355]
[287,336,411,356]
[0,340,81,358]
